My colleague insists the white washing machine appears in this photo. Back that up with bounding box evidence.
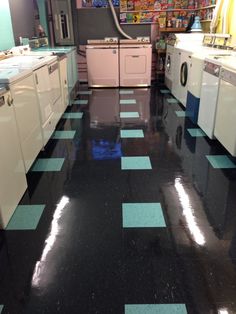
[171,33,204,106]
[86,39,119,87]
[197,55,235,140]
[214,57,236,156]
[0,86,27,228]
[119,39,152,87]
[0,66,43,173]
[186,48,232,123]
[0,55,61,146]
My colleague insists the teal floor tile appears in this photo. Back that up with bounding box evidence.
[121,156,152,170]
[187,128,206,137]
[120,129,144,138]
[120,99,136,105]
[31,158,65,172]
[77,90,92,95]
[120,112,140,118]
[160,89,170,94]
[122,203,166,228]
[125,304,188,314]
[62,112,83,119]
[73,99,88,105]
[167,98,178,104]
[6,205,45,230]
[53,130,76,139]
[175,111,187,117]
[0,305,3,313]
[119,90,134,95]
[206,155,236,169]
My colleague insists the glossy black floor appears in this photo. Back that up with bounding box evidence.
[1,84,236,314]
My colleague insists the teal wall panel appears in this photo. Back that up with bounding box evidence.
[37,0,49,38]
[0,0,15,50]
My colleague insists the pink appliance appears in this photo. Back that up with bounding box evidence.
[86,38,119,87]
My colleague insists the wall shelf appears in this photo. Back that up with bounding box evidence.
[159,27,186,32]
[120,5,216,13]
[196,5,216,10]
[120,8,197,13]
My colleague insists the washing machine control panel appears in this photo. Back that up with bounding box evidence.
[136,37,150,43]
[104,37,118,43]
[204,61,221,77]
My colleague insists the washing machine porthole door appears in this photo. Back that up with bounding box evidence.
[180,62,188,87]
[166,55,171,73]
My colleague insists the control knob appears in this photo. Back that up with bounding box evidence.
[214,67,220,75]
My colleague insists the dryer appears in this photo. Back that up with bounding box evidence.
[119,38,152,87]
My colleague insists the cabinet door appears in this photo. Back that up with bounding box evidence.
[34,66,52,125]
[0,91,27,228]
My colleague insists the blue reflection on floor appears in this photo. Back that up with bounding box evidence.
[120,99,136,105]
[31,158,65,172]
[53,130,76,139]
[6,205,45,230]
[160,89,170,94]
[167,98,178,104]
[119,90,134,95]
[121,156,152,170]
[120,112,140,118]
[77,91,92,95]
[206,155,236,169]
[62,112,83,119]
[175,111,187,117]
[0,305,3,313]
[125,304,188,314]
[122,203,166,228]
[92,140,122,160]
[73,99,88,105]
[120,129,144,138]
[187,128,206,137]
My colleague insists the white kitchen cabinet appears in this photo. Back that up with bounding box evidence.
[0,90,27,229]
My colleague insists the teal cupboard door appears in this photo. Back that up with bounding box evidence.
[0,0,15,50]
